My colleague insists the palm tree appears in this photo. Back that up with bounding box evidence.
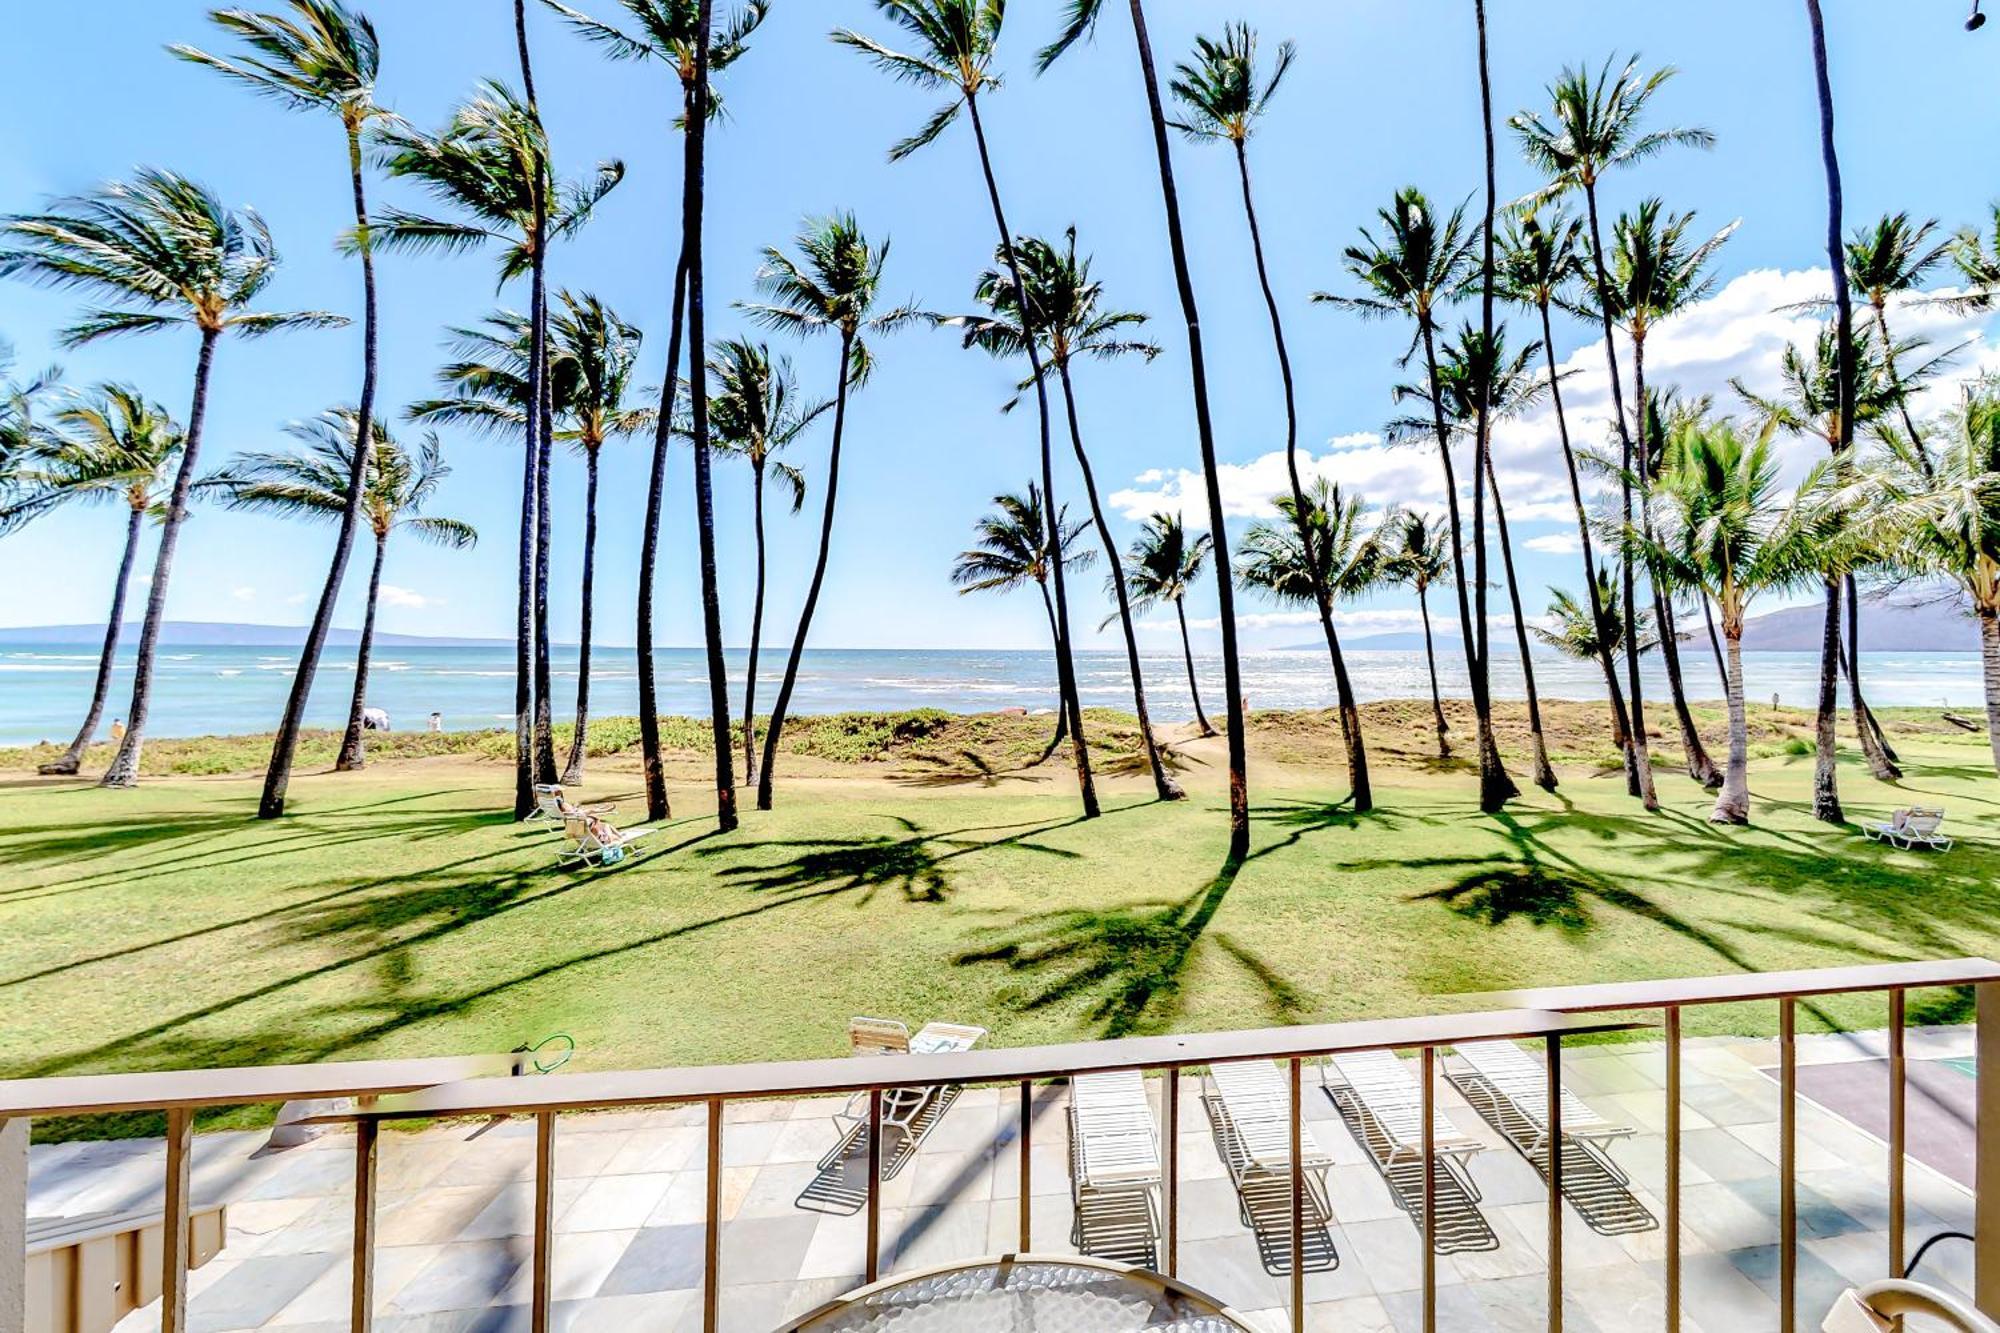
[1513,54,1712,807]
[1236,481,1393,643]
[1844,214,1952,465]
[1736,323,1930,787]
[409,293,651,784]
[701,337,824,784]
[540,0,767,824]
[942,229,1181,802]
[13,388,181,775]
[172,0,393,820]
[1167,23,1373,811]
[1499,206,1647,798]
[837,0,1099,822]
[1951,204,2000,310]
[953,486,1096,738]
[1390,323,1556,789]
[1646,417,1841,823]
[1598,198,1734,788]
[208,410,475,768]
[1123,512,1214,738]
[738,215,916,809]
[1866,382,2000,773]
[0,346,64,525]
[1389,512,1455,760]
[1533,568,1655,686]
[1039,0,1253,859]
[1,170,345,787]
[373,81,621,816]
[1317,188,1519,806]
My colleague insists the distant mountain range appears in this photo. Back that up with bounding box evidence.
[0,620,514,649]
[1298,593,1981,654]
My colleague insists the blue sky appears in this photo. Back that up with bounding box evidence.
[4,1,1998,652]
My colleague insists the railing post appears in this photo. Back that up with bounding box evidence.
[1289,1056,1304,1331]
[865,1089,882,1283]
[350,1118,377,1333]
[530,1112,555,1333]
[1164,1067,1179,1278]
[161,1106,192,1333]
[1665,1005,1680,1333]
[1421,1046,1437,1333]
[704,1098,722,1333]
[1545,1034,1563,1333]
[1018,1081,1032,1252]
[1889,988,1906,1281]
[0,1117,24,1333]
[1978,981,1999,1317]
[1780,997,1797,1332]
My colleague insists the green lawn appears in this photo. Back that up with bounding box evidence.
[2,717,1996,1137]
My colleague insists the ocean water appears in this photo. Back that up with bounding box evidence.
[0,642,1984,747]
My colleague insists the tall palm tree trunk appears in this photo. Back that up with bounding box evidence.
[684,0,738,831]
[259,119,380,818]
[1701,594,1728,695]
[1634,336,1723,788]
[758,328,854,809]
[335,531,388,771]
[561,449,600,785]
[1980,606,2000,776]
[1054,360,1180,801]
[743,463,768,782]
[1233,140,1369,811]
[102,328,219,788]
[1806,0,1850,824]
[638,254,689,821]
[1714,620,1751,823]
[508,0,547,814]
[1483,453,1556,789]
[1126,0,1250,857]
[1580,180,1659,803]
[1035,578,1071,764]
[41,504,145,775]
[1841,575,1899,776]
[1419,585,1449,760]
[1174,599,1213,736]
[963,90,1096,819]
[1469,0,1515,813]
[1536,296,1645,798]
[1419,323,1491,727]
[516,0,558,789]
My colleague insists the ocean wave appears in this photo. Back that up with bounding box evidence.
[6,652,96,661]
[164,653,198,661]
[217,669,242,677]
[0,662,90,672]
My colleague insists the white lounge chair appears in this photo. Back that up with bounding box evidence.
[823,1017,988,1174]
[1067,1070,1163,1263]
[1323,1050,1485,1183]
[1203,1059,1334,1225]
[1894,808,1954,852]
[1448,1040,1635,1177]
[557,813,653,867]
[1862,808,1913,844]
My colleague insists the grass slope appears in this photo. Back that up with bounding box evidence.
[1,704,1995,1138]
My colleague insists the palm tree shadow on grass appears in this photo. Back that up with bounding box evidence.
[955,849,1307,1038]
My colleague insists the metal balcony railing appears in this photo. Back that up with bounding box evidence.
[0,957,1995,1333]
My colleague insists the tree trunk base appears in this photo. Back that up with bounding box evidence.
[560,765,583,787]
[335,756,365,774]
[36,759,81,776]
[1709,803,1749,825]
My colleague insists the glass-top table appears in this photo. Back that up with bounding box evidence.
[780,1254,1256,1331]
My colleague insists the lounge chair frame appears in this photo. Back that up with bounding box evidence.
[1066,1070,1163,1265]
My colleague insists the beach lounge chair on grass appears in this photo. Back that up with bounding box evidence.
[557,812,653,867]
[1322,1049,1499,1253]
[1067,1069,1163,1265]
[1861,808,1912,844]
[1446,1040,1657,1236]
[1895,808,1953,851]
[820,1017,989,1179]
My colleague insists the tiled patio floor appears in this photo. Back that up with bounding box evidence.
[30,1026,1978,1332]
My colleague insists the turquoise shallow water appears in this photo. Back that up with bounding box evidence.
[0,641,1984,746]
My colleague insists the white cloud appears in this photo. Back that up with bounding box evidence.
[379,584,439,609]
[285,591,310,606]
[230,585,256,603]
[1113,268,2000,536]
[1525,532,1582,556]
